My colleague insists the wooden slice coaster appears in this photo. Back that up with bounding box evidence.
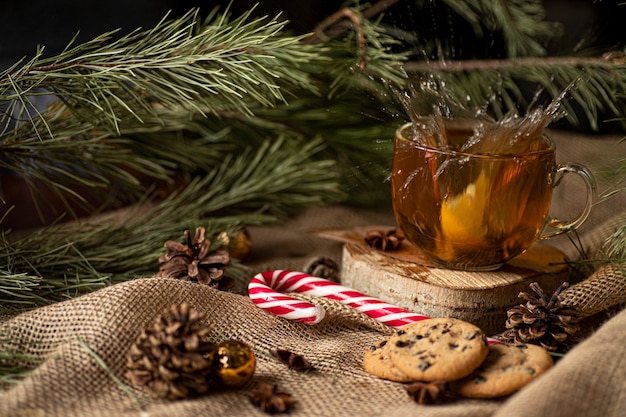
[316,226,569,335]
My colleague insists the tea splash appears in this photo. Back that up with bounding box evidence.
[390,80,594,270]
[395,78,574,155]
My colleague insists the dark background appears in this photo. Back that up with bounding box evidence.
[1,0,625,71]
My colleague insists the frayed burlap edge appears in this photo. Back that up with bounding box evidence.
[562,262,626,320]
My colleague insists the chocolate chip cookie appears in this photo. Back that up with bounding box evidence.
[450,342,553,398]
[388,318,489,382]
[363,338,414,382]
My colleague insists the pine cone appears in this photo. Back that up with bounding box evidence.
[303,256,340,281]
[125,303,216,399]
[502,282,580,352]
[157,227,231,288]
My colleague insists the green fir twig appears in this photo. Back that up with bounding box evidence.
[0,135,338,307]
[0,7,325,135]
[75,336,143,410]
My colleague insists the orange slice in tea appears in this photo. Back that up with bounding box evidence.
[440,171,490,246]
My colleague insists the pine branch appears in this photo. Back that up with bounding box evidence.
[0,4,406,219]
[246,94,400,206]
[304,5,408,94]
[0,7,325,135]
[601,223,626,260]
[308,0,555,59]
[440,0,557,57]
[0,101,168,217]
[0,135,339,306]
[0,7,338,223]
[402,52,626,72]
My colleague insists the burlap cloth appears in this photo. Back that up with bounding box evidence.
[1,130,625,416]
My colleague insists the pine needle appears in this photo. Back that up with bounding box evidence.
[0,333,44,388]
[440,0,557,57]
[0,349,38,388]
[74,335,143,410]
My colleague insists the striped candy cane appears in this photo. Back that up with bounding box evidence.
[248,270,502,345]
[248,270,430,328]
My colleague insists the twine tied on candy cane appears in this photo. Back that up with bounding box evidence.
[248,270,501,344]
[248,270,430,328]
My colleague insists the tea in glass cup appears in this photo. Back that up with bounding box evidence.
[391,120,596,271]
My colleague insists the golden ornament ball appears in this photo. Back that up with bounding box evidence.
[216,230,253,260]
[212,340,256,388]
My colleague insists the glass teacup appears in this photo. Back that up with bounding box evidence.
[391,120,596,271]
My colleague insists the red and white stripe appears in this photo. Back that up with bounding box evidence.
[248,270,502,345]
[248,270,430,328]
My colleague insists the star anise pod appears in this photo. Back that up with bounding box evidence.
[269,348,315,371]
[502,282,580,352]
[364,229,404,251]
[157,227,230,288]
[250,382,296,414]
[406,381,448,405]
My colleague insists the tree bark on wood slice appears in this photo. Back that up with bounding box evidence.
[340,242,569,335]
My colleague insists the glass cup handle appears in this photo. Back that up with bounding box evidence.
[540,163,597,239]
